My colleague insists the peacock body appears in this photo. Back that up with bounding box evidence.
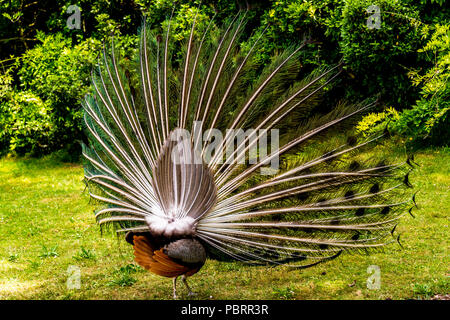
[82,10,415,298]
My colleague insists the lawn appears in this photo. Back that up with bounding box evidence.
[0,148,448,300]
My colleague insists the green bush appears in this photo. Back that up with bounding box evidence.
[0,90,54,155]
[15,32,100,155]
[340,0,423,108]
[240,0,343,68]
[356,106,400,135]
[0,64,13,100]
[357,23,449,146]
[395,23,449,146]
[0,0,448,156]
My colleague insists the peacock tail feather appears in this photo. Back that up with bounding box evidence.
[82,10,416,268]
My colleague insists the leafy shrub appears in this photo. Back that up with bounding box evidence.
[0,64,14,99]
[1,0,448,156]
[340,0,423,108]
[241,0,344,68]
[356,106,400,135]
[398,23,450,146]
[0,90,54,155]
[393,98,449,146]
[16,32,100,156]
[357,23,449,146]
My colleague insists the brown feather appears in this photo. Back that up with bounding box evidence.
[132,235,200,278]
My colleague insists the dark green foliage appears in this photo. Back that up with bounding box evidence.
[0,90,53,155]
[0,0,448,156]
[393,23,450,146]
[340,0,422,108]
[15,32,99,156]
[356,23,449,147]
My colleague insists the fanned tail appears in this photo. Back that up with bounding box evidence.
[82,10,415,267]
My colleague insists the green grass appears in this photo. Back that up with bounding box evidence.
[0,148,448,300]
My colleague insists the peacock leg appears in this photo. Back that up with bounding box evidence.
[173,277,178,299]
[182,274,196,296]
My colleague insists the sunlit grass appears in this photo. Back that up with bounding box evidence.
[0,148,448,300]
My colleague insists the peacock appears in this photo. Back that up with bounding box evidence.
[82,10,416,299]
